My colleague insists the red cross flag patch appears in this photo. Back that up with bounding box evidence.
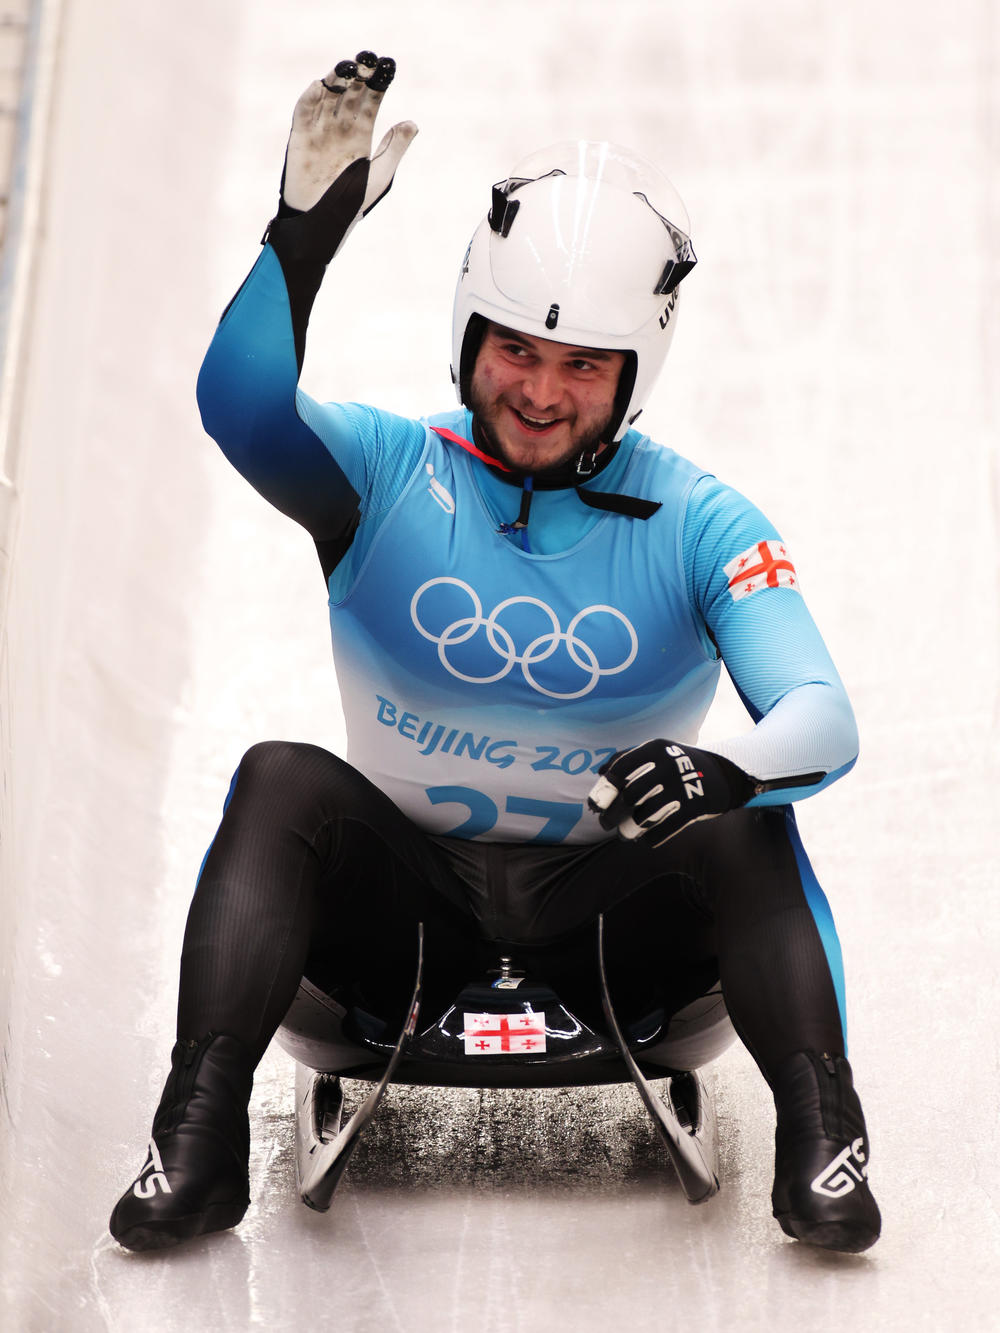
[463,1011,547,1055]
[725,540,800,602]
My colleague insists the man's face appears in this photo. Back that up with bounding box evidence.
[467,323,625,474]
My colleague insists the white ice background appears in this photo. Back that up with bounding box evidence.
[1,1,998,1328]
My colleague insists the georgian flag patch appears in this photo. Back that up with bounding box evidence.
[725,539,800,602]
[463,1012,547,1054]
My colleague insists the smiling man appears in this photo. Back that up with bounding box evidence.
[469,323,625,474]
[109,54,881,1255]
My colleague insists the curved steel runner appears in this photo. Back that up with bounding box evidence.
[597,912,720,1203]
[294,923,425,1211]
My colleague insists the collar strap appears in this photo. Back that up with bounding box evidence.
[431,426,511,471]
[432,424,618,489]
[575,488,661,519]
[430,426,660,520]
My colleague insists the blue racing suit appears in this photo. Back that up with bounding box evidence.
[185,234,858,1072]
[198,244,857,847]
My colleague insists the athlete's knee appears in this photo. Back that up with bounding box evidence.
[237,740,334,784]
[229,740,389,826]
[668,806,770,868]
[708,806,788,856]
[675,806,799,913]
[224,741,343,819]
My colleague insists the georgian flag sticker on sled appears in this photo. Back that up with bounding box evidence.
[463,1011,547,1055]
[725,540,800,602]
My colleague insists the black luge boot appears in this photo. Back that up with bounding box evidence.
[770,1051,882,1254]
[110,1033,254,1251]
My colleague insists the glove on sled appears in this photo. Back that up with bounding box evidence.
[587,738,755,847]
[269,51,418,265]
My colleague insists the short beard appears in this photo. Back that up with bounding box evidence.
[467,384,614,478]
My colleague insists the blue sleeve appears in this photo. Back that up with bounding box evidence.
[683,475,858,803]
[196,244,425,545]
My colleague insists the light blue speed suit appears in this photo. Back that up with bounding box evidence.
[193,238,858,1064]
[199,246,856,824]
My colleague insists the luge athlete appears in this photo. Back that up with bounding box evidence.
[110,53,881,1254]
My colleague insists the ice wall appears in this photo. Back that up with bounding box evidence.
[0,0,248,1302]
[0,7,62,1236]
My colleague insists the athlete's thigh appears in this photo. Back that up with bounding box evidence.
[516,820,719,943]
[218,741,479,990]
[531,807,806,926]
[217,740,473,911]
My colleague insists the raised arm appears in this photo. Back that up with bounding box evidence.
[196,54,418,553]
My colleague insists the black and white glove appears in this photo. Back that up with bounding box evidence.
[586,739,756,847]
[268,51,417,265]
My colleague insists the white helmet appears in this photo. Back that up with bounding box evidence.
[451,140,696,443]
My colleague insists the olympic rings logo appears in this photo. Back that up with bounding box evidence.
[409,577,638,700]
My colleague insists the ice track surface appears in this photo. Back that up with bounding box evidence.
[1,1,998,1329]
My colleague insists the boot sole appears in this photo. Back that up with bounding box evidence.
[775,1210,879,1254]
[113,1197,249,1252]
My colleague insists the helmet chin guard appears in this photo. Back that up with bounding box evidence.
[452,141,696,443]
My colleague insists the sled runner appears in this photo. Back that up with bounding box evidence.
[293,927,424,1210]
[596,914,720,1203]
[275,915,733,1211]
